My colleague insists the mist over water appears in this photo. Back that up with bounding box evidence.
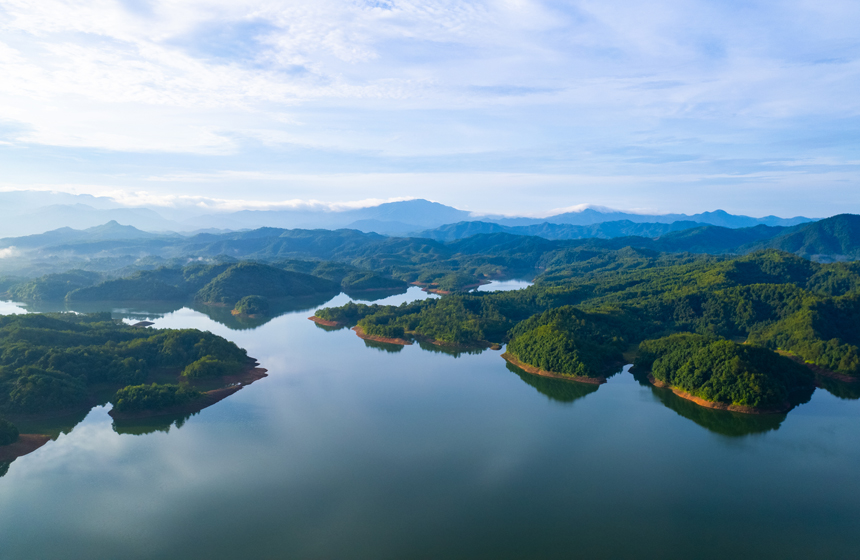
[1,285,859,559]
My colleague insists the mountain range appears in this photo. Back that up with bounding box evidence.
[0,191,813,237]
[0,214,857,280]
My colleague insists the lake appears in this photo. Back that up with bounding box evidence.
[1,286,859,559]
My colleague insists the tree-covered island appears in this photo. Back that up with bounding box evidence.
[0,312,266,463]
[314,249,860,413]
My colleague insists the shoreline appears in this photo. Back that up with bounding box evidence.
[776,350,859,384]
[0,434,52,463]
[231,310,262,318]
[309,316,343,327]
[647,375,790,414]
[109,364,268,421]
[501,352,606,385]
[352,325,412,346]
[411,280,492,295]
[414,334,496,351]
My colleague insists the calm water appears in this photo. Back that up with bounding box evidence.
[1,286,859,559]
[476,279,533,292]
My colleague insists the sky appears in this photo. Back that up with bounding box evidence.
[0,0,859,218]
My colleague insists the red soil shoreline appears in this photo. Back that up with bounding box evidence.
[352,325,412,346]
[309,316,343,327]
[501,352,606,385]
[647,375,789,414]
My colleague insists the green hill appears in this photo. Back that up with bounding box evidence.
[8,270,102,301]
[636,334,814,409]
[195,262,339,305]
[67,277,188,302]
[756,214,860,260]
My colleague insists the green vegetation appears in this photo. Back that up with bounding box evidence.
[182,355,244,378]
[636,334,814,408]
[111,383,202,413]
[8,260,363,308]
[506,307,627,378]
[0,417,19,446]
[196,262,338,305]
[316,249,860,407]
[340,271,407,292]
[0,313,248,415]
[234,295,269,316]
[8,270,101,301]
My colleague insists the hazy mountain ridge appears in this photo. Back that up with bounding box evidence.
[0,191,814,237]
[415,220,713,242]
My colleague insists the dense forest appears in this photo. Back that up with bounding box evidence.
[2,215,860,415]
[111,383,203,413]
[636,334,815,409]
[316,249,860,410]
[0,313,252,442]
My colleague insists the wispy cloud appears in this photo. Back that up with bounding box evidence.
[0,1,858,215]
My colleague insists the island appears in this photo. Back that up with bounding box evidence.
[0,312,267,465]
[312,250,860,414]
[635,334,815,413]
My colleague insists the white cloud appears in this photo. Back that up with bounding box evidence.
[0,1,857,216]
[0,0,856,154]
[0,246,18,258]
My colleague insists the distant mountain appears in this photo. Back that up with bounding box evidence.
[181,199,473,232]
[416,220,709,242]
[0,221,165,249]
[0,190,817,237]
[522,207,812,228]
[345,219,422,235]
[181,201,814,233]
[2,202,183,237]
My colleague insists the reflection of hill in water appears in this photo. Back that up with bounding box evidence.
[417,340,486,358]
[816,376,860,400]
[630,371,787,437]
[506,362,600,404]
[9,406,93,440]
[345,287,408,302]
[16,299,184,317]
[192,294,336,330]
[362,338,404,353]
[18,294,336,331]
[112,411,196,436]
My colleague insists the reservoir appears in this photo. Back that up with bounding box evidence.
[1,287,859,559]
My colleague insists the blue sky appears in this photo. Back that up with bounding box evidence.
[0,0,858,217]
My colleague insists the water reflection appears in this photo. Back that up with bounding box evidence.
[816,376,860,400]
[416,340,487,358]
[362,338,405,353]
[506,362,600,404]
[636,382,786,438]
[10,407,92,440]
[191,294,335,330]
[345,287,409,302]
[475,279,533,292]
[112,412,195,436]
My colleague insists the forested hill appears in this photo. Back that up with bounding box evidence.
[3,260,405,307]
[0,214,858,286]
[315,249,859,410]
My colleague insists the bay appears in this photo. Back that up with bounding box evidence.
[0,286,859,559]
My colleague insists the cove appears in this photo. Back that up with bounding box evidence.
[0,286,859,559]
